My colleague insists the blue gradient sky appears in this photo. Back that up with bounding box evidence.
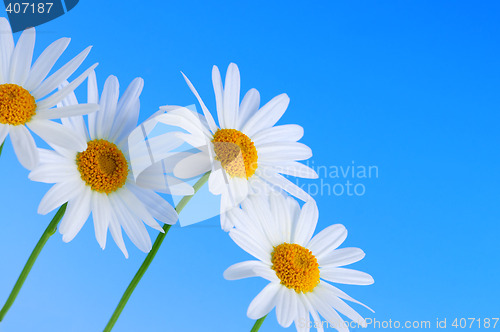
[1,1,500,331]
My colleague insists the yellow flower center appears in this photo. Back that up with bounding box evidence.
[212,129,258,179]
[271,243,320,293]
[0,84,37,125]
[76,139,129,194]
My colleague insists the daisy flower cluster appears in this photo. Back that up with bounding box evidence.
[0,17,373,332]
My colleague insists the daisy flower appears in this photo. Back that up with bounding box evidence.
[0,17,98,169]
[224,194,374,331]
[29,73,193,257]
[157,63,318,230]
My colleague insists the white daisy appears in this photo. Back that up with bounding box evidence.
[0,17,98,169]
[29,73,193,257]
[224,194,374,331]
[157,63,318,230]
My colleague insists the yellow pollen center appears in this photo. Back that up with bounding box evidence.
[76,139,129,193]
[212,129,258,179]
[271,243,320,293]
[0,84,37,125]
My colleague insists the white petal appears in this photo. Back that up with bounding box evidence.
[222,63,240,129]
[175,132,208,149]
[276,287,297,328]
[87,69,98,103]
[286,195,301,224]
[220,207,232,232]
[307,224,347,260]
[269,193,292,244]
[110,77,143,142]
[242,93,289,137]
[257,142,313,162]
[320,282,374,313]
[319,247,366,268]
[173,152,211,179]
[91,193,110,249]
[25,38,70,91]
[9,125,38,169]
[60,188,92,242]
[37,147,68,163]
[252,124,304,145]
[37,180,83,215]
[294,299,311,332]
[256,170,312,202]
[237,88,260,130]
[208,167,226,195]
[35,103,98,120]
[60,115,89,142]
[212,65,224,128]
[300,294,325,332]
[181,71,218,133]
[127,183,178,225]
[35,63,98,110]
[307,292,348,332]
[0,125,9,145]
[116,187,163,232]
[247,283,280,320]
[260,161,318,179]
[87,70,98,139]
[31,46,92,100]
[128,131,185,177]
[241,195,280,248]
[0,18,14,82]
[316,284,367,327]
[96,75,119,139]
[227,206,273,251]
[135,160,194,195]
[227,176,249,208]
[156,110,212,139]
[252,263,280,282]
[27,119,87,151]
[108,210,129,258]
[9,27,35,85]
[223,260,268,280]
[292,200,318,246]
[321,268,374,285]
[56,80,89,140]
[29,161,78,183]
[229,228,271,263]
[116,100,140,145]
[109,194,152,253]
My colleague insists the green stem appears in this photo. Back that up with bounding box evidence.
[250,315,268,332]
[103,172,210,332]
[0,141,4,157]
[0,203,67,322]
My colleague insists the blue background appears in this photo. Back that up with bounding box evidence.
[1,1,500,331]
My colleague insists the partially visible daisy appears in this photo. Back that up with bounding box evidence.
[157,63,318,230]
[224,194,374,331]
[29,73,193,257]
[0,17,98,169]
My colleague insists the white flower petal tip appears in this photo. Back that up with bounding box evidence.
[308,224,348,259]
[223,261,264,280]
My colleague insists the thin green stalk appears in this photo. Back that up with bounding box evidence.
[250,315,268,332]
[103,172,210,332]
[0,141,4,157]
[0,203,67,322]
